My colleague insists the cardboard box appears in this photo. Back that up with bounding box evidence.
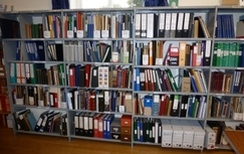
[161,120,173,147]
[205,125,216,149]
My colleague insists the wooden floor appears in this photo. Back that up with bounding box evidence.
[0,127,235,154]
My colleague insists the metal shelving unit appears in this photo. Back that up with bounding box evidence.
[1,5,244,151]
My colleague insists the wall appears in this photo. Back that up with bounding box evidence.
[0,0,221,11]
[0,0,51,11]
[179,0,220,6]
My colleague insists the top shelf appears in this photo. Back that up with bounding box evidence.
[3,5,244,14]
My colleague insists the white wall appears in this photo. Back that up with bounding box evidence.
[179,0,220,6]
[0,0,51,11]
[0,0,221,11]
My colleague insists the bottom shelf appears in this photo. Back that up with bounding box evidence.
[215,144,232,150]
[16,130,68,138]
[133,141,161,146]
[71,135,131,144]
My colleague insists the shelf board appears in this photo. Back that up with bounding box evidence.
[133,141,161,146]
[135,37,212,41]
[209,93,244,97]
[63,38,133,41]
[70,135,131,144]
[134,115,204,121]
[9,83,66,88]
[134,65,210,69]
[133,91,207,95]
[77,61,133,66]
[16,130,68,138]
[211,66,244,70]
[84,87,132,91]
[7,60,64,64]
[135,6,216,11]
[214,144,232,150]
[206,118,242,122]
[69,110,132,115]
[12,104,68,111]
[63,7,134,13]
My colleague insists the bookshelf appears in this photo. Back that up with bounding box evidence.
[1,6,244,151]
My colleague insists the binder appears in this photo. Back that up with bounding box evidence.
[176,13,184,37]
[170,13,177,38]
[79,112,86,136]
[83,112,89,136]
[182,13,190,37]
[16,109,31,131]
[170,95,180,117]
[0,18,20,38]
[180,95,188,117]
[37,110,54,132]
[90,66,98,87]
[98,114,106,138]
[35,41,45,61]
[203,41,211,66]
[93,113,101,138]
[106,114,114,139]
[146,14,154,38]
[26,112,37,131]
[164,13,171,38]
[141,14,147,38]
[10,63,16,83]
[61,114,68,136]
[158,13,165,37]
[88,113,96,137]
[85,64,91,87]
[74,112,81,135]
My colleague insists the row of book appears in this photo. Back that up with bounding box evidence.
[12,85,133,112]
[14,109,67,135]
[63,40,133,63]
[135,41,211,66]
[10,63,134,88]
[213,42,244,67]
[74,113,131,141]
[24,15,62,38]
[43,15,62,38]
[17,40,244,68]
[135,13,210,38]
[135,94,206,118]
[16,40,134,64]
[67,90,132,112]
[207,96,231,119]
[134,68,207,93]
[25,24,43,38]
[68,65,132,88]
[210,70,244,94]
[13,63,244,95]
[64,13,132,39]
[10,63,65,85]
[216,14,235,38]
[134,119,205,150]
[12,86,66,108]
[22,12,211,39]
